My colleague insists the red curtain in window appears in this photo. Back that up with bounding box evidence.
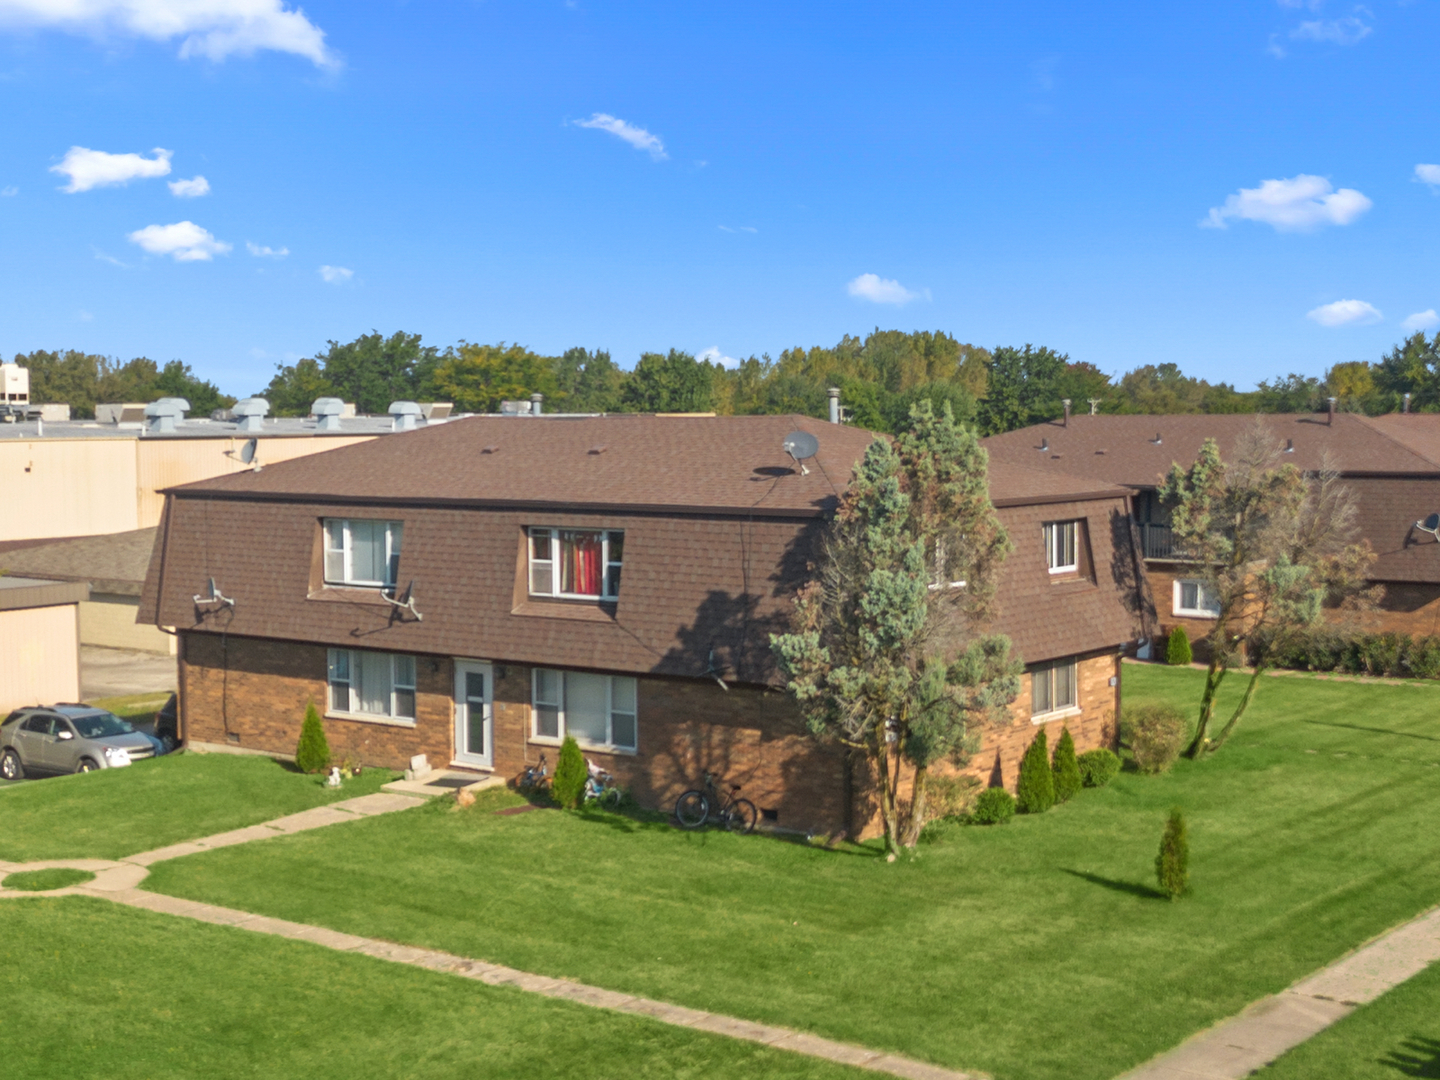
[560,531,603,595]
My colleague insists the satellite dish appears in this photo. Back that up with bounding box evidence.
[782,431,818,476]
[239,438,258,465]
[1417,513,1440,539]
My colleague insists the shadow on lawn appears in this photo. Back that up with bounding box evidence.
[1383,1035,1440,1077]
[1062,868,1169,901]
[1304,719,1440,744]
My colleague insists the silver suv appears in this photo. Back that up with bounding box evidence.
[0,705,162,779]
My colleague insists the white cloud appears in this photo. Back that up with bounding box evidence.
[847,273,928,305]
[51,145,171,192]
[1403,309,1439,331]
[1203,174,1371,231]
[0,0,335,67]
[168,174,209,197]
[1307,299,1382,327]
[0,185,15,196]
[572,113,667,160]
[92,246,129,267]
[246,241,289,258]
[76,309,93,321]
[698,346,741,369]
[1292,17,1372,46]
[717,224,757,233]
[1414,164,1440,189]
[318,264,352,283]
[126,220,231,261]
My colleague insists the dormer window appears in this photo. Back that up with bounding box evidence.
[1043,521,1078,574]
[529,528,623,600]
[324,519,403,590]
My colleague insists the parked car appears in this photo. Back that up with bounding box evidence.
[155,693,178,752]
[0,705,166,780]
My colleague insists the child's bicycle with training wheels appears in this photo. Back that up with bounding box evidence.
[674,772,758,834]
[584,760,624,810]
[519,753,548,794]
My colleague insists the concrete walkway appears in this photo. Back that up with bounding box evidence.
[0,787,981,1080]
[1119,905,1440,1079]
[4,788,1440,1080]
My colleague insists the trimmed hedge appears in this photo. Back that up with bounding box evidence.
[971,787,1016,825]
[1077,748,1121,788]
[1253,627,1440,679]
[1166,626,1193,666]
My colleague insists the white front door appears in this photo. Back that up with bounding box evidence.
[453,660,493,769]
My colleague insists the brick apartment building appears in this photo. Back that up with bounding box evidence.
[983,410,1440,653]
[139,414,1143,838]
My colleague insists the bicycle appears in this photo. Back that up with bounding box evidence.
[584,761,624,811]
[518,753,548,794]
[674,772,758,833]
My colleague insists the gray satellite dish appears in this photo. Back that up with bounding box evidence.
[783,431,818,476]
[239,438,258,465]
[1417,512,1440,539]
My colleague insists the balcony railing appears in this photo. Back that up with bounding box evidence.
[1141,522,1176,560]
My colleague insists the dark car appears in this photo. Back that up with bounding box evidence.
[0,705,165,780]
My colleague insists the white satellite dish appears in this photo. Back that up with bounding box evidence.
[239,437,258,465]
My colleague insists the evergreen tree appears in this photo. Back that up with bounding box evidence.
[1156,807,1190,900]
[551,735,587,809]
[1051,726,1081,803]
[1016,728,1055,813]
[294,703,331,774]
[1166,626,1192,666]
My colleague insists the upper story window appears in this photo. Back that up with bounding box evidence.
[328,648,416,723]
[324,519,403,590]
[529,528,623,601]
[1043,521,1078,574]
[1031,658,1078,719]
[1174,579,1221,618]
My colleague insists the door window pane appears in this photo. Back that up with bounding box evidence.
[464,671,486,755]
[565,672,609,743]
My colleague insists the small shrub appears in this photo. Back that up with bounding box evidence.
[294,702,330,774]
[1016,728,1055,813]
[1122,703,1189,774]
[970,787,1016,825]
[1155,806,1190,900]
[1051,727,1082,803]
[550,735,587,809]
[1077,748,1121,788]
[1405,635,1440,679]
[924,774,983,822]
[1165,626,1193,666]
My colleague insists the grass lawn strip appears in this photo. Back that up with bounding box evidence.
[146,666,1440,1080]
[0,752,397,862]
[2,867,95,891]
[1253,954,1440,1079]
[0,896,873,1080]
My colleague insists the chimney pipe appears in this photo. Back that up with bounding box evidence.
[530,392,544,416]
[1327,396,1337,425]
[1062,398,1071,427]
[1404,393,1412,414]
[827,387,841,424]
[1088,398,1100,415]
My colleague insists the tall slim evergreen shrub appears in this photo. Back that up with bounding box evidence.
[551,735,587,809]
[1016,728,1055,814]
[1156,807,1190,900]
[295,702,330,774]
[1166,626,1192,666]
[1051,727,1082,803]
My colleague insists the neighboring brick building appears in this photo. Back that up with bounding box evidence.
[983,411,1440,654]
[139,414,1140,838]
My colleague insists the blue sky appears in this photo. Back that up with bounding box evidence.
[2,1,1439,398]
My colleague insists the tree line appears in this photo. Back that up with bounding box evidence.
[15,327,1440,433]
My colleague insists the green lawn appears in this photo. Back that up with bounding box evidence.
[143,664,1440,1080]
[1254,955,1440,1079]
[0,897,864,1080]
[0,752,396,862]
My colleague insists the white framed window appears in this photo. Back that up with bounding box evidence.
[328,648,416,723]
[1031,658,1078,719]
[1043,521,1078,574]
[531,668,637,751]
[324,519,404,590]
[1173,579,1221,618]
[528,528,623,600]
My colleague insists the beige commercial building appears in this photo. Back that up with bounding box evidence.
[0,576,86,713]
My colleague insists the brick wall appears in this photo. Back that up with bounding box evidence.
[180,631,1118,841]
[1368,581,1440,637]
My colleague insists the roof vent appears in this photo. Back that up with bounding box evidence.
[1039,438,1049,452]
[1285,438,1294,453]
[1151,432,1162,445]
[588,445,608,455]
[144,397,190,434]
[312,397,345,431]
[232,397,269,433]
[481,444,499,454]
[499,400,533,415]
[389,400,423,432]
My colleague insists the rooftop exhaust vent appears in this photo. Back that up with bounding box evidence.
[312,397,345,431]
[389,400,423,432]
[232,397,269,433]
[144,397,190,434]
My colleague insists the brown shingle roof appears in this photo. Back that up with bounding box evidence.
[0,528,157,596]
